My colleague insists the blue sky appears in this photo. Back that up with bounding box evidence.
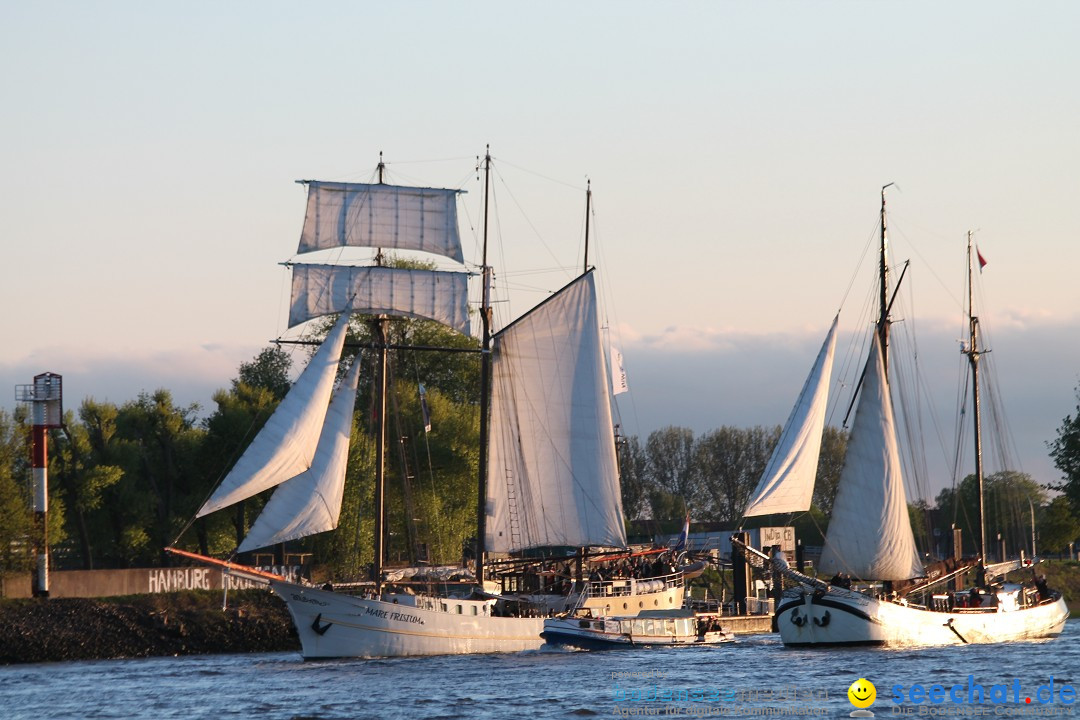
[2,1,1078,500]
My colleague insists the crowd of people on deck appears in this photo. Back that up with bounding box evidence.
[586,553,678,584]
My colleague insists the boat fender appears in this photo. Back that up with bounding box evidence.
[812,610,830,627]
[311,613,333,636]
[790,608,807,627]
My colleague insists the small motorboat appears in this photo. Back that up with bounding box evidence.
[542,608,733,649]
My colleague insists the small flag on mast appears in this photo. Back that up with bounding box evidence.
[977,247,987,273]
[418,383,431,433]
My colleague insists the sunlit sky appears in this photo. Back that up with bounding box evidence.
[3,2,1079,501]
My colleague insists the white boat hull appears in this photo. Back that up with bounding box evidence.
[270,581,546,658]
[775,588,1069,647]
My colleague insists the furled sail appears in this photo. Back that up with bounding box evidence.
[485,272,626,552]
[743,316,838,517]
[289,264,470,335]
[196,309,353,518]
[818,333,924,580]
[237,357,362,552]
[298,181,464,263]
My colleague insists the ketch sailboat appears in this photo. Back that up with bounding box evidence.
[169,152,687,658]
[742,187,1068,647]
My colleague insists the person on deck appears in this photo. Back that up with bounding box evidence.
[1035,575,1051,602]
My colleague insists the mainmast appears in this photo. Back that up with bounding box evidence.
[475,147,493,585]
[583,179,592,274]
[963,230,988,575]
[878,183,894,377]
[842,184,906,429]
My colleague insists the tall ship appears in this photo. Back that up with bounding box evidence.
[741,186,1068,647]
[170,151,688,658]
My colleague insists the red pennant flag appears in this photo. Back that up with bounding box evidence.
[977,247,987,273]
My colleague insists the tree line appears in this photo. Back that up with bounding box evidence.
[2,346,1079,578]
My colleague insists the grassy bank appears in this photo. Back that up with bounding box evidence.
[0,589,298,664]
[1006,559,1080,617]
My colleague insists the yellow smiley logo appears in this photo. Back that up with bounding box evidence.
[848,678,876,709]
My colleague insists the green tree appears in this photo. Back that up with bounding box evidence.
[1039,497,1080,555]
[813,426,848,518]
[645,427,697,518]
[112,391,204,566]
[908,499,932,557]
[236,345,293,400]
[0,409,34,574]
[1048,383,1080,512]
[935,471,1046,559]
[617,435,650,521]
[695,425,779,523]
[50,401,124,569]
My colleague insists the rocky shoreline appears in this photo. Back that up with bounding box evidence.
[0,589,298,664]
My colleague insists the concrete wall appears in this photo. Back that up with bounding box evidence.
[1,573,32,599]
[1,567,303,599]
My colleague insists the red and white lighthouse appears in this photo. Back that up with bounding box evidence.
[15,373,63,597]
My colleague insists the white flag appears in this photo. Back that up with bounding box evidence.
[611,347,629,395]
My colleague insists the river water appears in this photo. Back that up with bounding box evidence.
[1,621,1076,719]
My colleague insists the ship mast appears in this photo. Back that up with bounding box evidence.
[583,179,592,274]
[373,150,388,591]
[963,230,988,577]
[878,183,894,376]
[475,147,493,585]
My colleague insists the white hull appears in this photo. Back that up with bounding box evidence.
[270,576,686,658]
[271,581,545,658]
[775,587,1069,647]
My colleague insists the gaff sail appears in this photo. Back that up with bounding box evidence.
[485,272,626,552]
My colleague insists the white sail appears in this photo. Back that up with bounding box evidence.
[289,264,470,335]
[743,316,838,517]
[237,357,362,552]
[298,181,464,263]
[485,272,626,552]
[196,310,352,518]
[818,333,924,580]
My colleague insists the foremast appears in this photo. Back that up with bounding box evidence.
[963,231,988,578]
[372,153,388,592]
